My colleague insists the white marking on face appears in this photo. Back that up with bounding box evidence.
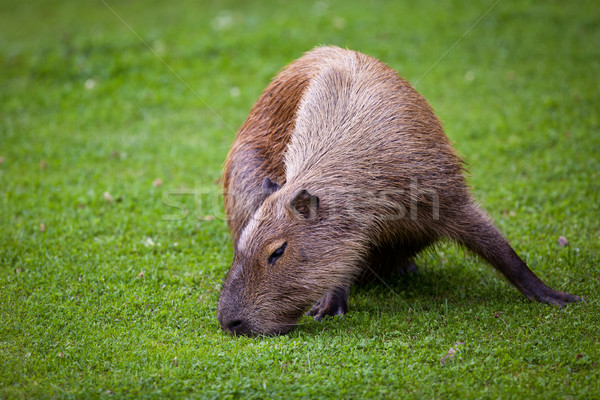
[237,212,260,254]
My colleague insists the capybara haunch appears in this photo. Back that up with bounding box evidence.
[217,46,578,336]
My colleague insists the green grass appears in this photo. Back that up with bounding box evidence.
[1,0,599,398]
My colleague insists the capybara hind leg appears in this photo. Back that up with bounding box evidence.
[307,286,349,320]
[357,243,424,284]
[450,205,580,306]
[397,259,418,275]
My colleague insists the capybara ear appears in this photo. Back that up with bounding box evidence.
[262,177,281,196]
[290,189,319,220]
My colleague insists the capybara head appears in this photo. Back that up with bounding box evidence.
[217,179,354,336]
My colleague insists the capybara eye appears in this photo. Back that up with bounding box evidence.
[268,242,287,265]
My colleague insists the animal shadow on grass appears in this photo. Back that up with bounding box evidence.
[364,262,514,309]
[295,260,520,335]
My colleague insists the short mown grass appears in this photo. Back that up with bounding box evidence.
[1,0,599,398]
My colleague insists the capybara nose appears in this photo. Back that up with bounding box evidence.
[221,317,250,336]
[227,319,243,332]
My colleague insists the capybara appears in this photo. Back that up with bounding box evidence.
[217,46,579,336]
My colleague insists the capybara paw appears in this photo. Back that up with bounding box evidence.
[533,289,581,307]
[307,287,349,321]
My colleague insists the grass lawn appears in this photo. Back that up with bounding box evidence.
[1,0,599,398]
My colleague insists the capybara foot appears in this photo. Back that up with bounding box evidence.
[528,287,580,307]
[307,286,349,321]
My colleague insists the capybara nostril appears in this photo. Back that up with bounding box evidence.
[220,317,249,335]
[226,319,243,332]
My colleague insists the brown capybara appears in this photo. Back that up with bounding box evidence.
[217,46,579,336]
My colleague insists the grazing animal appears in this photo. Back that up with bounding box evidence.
[217,46,579,336]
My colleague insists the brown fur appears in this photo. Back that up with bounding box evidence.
[217,46,578,336]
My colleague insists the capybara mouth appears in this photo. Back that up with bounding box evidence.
[219,315,297,337]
